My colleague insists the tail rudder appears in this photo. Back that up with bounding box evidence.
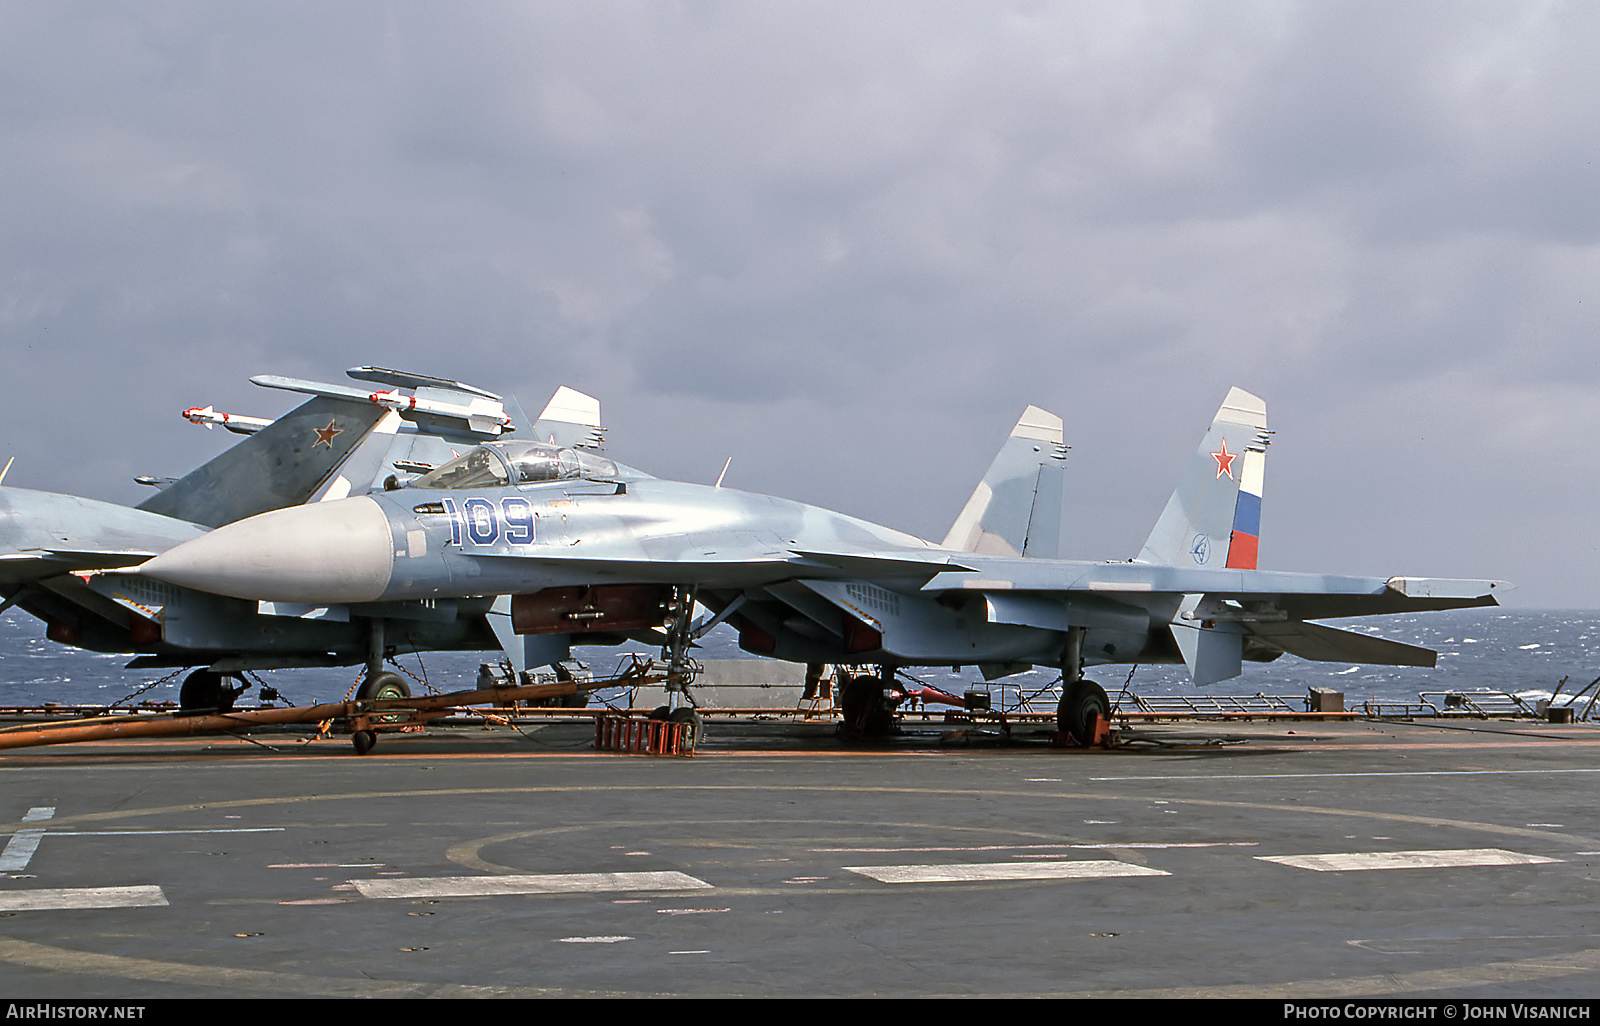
[942,405,1068,557]
[1136,387,1271,568]
[1224,438,1266,569]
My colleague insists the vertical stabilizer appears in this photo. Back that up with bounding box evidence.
[1136,387,1270,568]
[307,410,406,503]
[532,386,605,451]
[136,396,389,528]
[942,406,1068,557]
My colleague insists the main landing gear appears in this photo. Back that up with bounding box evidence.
[1055,625,1112,747]
[839,669,899,739]
[1056,678,1111,747]
[178,669,244,715]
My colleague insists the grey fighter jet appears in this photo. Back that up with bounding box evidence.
[139,388,1507,739]
[0,368,605,710]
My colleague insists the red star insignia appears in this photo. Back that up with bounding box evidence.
[313,419,341,449]
[1211,439,1236,480]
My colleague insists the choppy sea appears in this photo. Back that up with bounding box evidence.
[1,608,1597,712]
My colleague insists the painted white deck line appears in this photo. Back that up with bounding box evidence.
[843,859,1171,884]
[0,886,167,911]
[351,871,714,899]
[42,828,285,836]
[1256,848,1562,872]
[0,832,46,872]
[1091,769,1600,782]
[0,808,56,872]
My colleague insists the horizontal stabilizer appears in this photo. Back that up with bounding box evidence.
[1246,620,1437,667]
[1386,577,1508,600]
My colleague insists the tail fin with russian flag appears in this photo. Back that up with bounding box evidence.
[1225,437,1266,569]
[1136,387,1272,568]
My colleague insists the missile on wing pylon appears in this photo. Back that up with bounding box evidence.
[366,389,513,436]
[181,406,274,436]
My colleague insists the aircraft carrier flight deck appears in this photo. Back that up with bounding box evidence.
[1,714,1598,999]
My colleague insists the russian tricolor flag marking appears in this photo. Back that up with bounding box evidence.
[1225,447,1264,569]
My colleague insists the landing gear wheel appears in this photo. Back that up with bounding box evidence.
[667,707,704,752]
[1057,679,1111,746]
[357,671,411,702]
[351,730,377,755]
[647,705,671,721]
[179,669,236,714]
[838,674,872,736]
[839,674,896,739]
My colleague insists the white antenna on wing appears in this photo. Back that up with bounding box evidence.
[714,457,732,488]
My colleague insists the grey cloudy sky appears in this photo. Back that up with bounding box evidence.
[3,2,1597,605]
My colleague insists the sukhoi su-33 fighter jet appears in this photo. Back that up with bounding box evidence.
[0,367,607,710]
[140,387,1507,740]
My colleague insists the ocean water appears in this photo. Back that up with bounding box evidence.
[0,608,1596,712]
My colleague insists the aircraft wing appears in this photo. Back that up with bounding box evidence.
[912,554,1503,683]
[471,547,974,588]
[0,549,158,573]
[1,488,207,586]
[788,550,979,577]
[920,557,1505,617]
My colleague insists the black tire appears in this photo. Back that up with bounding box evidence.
[1057,679,1111,746]
[179,669,235,714]
[351,730,376,755]
[840,674,896,738]
[838,674,873,736]
[667,707,704,751]
[357,671,411,702]
[647,705,672,721]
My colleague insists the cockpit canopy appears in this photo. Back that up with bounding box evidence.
[409,442,619,490]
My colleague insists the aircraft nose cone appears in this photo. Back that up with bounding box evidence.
[140,496,395,603]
